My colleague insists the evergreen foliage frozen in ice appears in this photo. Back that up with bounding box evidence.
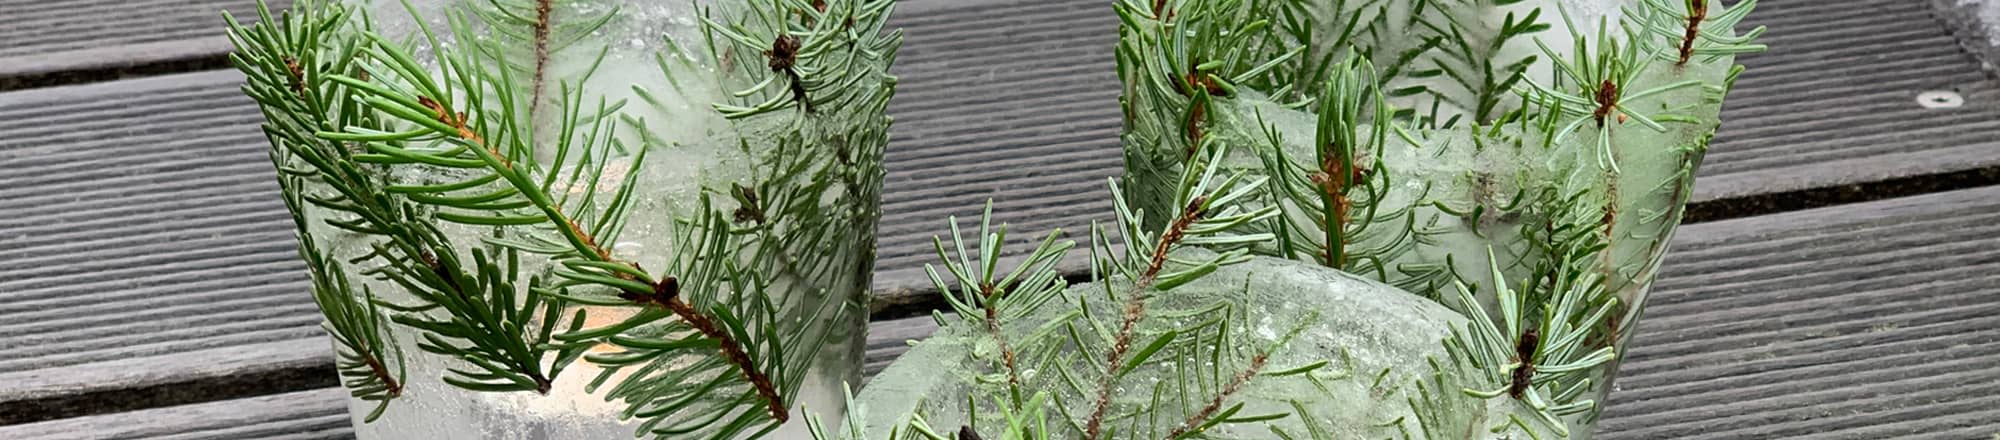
[848,0,1762,438]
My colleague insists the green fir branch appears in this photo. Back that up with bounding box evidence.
[925,201,1078,407]
[229,0,574,395]
[1073,139,1279,439]
[1398,0,1552,126]
[230,0,900,436]
[1255,55,1443,293]
[265,39,409,418]
[1382,357,1484,440]
[1444,248,1616,437]
[705,0,902,118]
[1516,1,1731,173]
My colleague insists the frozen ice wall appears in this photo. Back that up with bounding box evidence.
[857,254,1582,438]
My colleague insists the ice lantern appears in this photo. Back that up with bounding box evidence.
[1110,0,1755,436]
[858,0,1759,438]
[225,0,899,438]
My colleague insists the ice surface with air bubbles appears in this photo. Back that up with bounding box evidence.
[857,253,1561,439]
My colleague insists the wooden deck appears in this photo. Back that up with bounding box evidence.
[2,0,1997,438]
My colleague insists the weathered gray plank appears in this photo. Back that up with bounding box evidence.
[867,0,1125,297]
[0,71,333,424]
[1593,193,2000,438]
[0,389,352,440]
[10,185,1996,439]
[0,0,283,89]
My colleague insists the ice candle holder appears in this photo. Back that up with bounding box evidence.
[225,0,900,437]
[858,0,1761,438]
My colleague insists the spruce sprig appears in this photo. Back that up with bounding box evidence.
[549,0,898,434]
[1519,2,1704,174]
[705,0,902,118]
[809,142,1287,439]
[556,199,827,439]
[1256,56,1443,295]
[1073,141,1279,439]
[1444,249,1617,437]
[1158,305,1313,440]
[275,96,408,421]
[283,0,633,394]
[229,5,407,418]
[549,0,900,435]
[1399,0,1552,126]
[300,235,408,422]
[230,0,581,395]
[1383,358,1484,440]
[460,0,621,123]
[1115,0,1308,164]
[229,0,898,436]
[1262,0,1395,105]
[1625,0,1765,66]
[924,201,1079,407]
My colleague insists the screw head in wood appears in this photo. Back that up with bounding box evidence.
[1918,90,1965,109]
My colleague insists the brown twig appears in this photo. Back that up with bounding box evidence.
[732,184,767,224]
[631,278,791,422]
[283,57,306,96]
[1600,312,1623,351]
[981,283,1024,394]
[361,349,405,397]
[1083,197,1208,439]
[527,0,555,120]
[1150,0,1176,20]
[1508,328,1540,399]
[667,297,790,421]
[418,249,461,293]
[1677,0,1709,66]
[1175,63,1229,159]
[1184,100,1207,160]
[1592,79,1620,128]
[1164,353,1269,439]
[1141,196,1206,288]
[418,96,487,146]
[1597,176,1621,300]
[1309,152,1360,268]
[766,35,814,113]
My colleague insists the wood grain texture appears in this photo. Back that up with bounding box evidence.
[0,0,284,89]
[1594,191,2000,438]
[0,389,351,440]
[0,72,334,424]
